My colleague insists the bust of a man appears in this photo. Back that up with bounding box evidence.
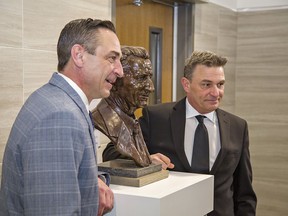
[92,46,154,167]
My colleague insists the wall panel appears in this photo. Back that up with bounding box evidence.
[0,0,112,177]
[237,8,288,216]
[194,3,237,113]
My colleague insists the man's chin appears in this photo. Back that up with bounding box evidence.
[101,90,111,98]
[139,101,148,107]
[207,105,219,112]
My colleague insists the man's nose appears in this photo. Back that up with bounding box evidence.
[146,78,155,92]
[210,85,220,96]
[114,60,124,77]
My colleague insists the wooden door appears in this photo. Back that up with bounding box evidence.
[115,0,173,103]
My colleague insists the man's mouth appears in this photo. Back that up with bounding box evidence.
[105,78,115,85]
[139,94,149,101]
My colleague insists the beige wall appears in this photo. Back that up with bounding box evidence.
[237,8,288,216]
[0,0,112,175]
[1,1,288,215]
[194,3,288,215]
[194,3,237,114]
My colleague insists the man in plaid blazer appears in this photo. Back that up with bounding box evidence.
[0,18,123,215]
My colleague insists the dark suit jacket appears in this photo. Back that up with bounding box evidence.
[139,98,257,216]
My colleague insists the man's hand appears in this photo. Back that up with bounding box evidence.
[151,153,175,170]
[97,177,114,216]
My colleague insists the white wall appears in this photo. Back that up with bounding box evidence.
[237,0,288,10]
[209,0,237,11]
[209,0,288,11]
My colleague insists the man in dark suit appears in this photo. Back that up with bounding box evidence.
[139,50,257,215]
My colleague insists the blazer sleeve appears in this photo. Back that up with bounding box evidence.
[233,121,257,215]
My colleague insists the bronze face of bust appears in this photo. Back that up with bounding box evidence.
[92,46,154,167]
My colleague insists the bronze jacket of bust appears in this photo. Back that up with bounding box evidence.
[92,97,151,167]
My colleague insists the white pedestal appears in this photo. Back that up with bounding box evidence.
[106,171,214,216]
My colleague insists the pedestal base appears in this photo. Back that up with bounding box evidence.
[110,169,168,187]
[98,159,167,187]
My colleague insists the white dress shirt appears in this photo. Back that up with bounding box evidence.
[184,98,221,170]
[58,72,90,113]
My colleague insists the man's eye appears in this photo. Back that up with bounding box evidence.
[108,56,116,63]
[217,83,225,89]
[201,83,210,88]
[140,76,147,81]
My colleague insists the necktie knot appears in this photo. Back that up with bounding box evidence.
[195,115,206,124]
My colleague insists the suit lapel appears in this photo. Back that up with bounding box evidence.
[210,109,230,174]
[49,73,97,155]
[170,98,193,171]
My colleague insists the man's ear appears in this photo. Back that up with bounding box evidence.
[71,44,84,67]
[181,77,190,93]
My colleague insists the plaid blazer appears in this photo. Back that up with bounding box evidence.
[0,72,99,215]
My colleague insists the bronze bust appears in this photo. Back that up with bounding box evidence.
[92,46,154,167]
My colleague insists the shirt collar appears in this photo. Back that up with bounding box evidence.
[185,98,216,123]
[58,72,90,113]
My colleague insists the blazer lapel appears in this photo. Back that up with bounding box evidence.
[170,98,192,171]
[49,72,97,155]
[210,109,230,174]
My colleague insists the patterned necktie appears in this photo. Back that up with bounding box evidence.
[191,115,209,174]
[89,111,95,127]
